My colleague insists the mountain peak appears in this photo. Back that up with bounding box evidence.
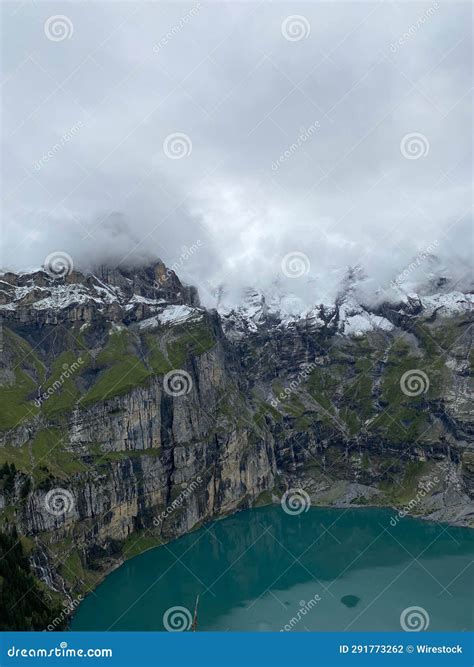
[0,259,200,325]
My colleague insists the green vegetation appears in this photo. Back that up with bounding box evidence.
[306,367,340,411]
[120,531,162,559]
[42,351,88,418]
[31,429,85,481]
[0,462,18,495]
[339,406,360,436]
[0,531,65,630]
[378,460,436,505]
[0,368,38,430]
[80,324,216,406]
[5,329,46,381]
[80,331,149,405]
[143,334,173,374]
[0,330,47,429]
[343,358,375,421]
[0,320,217,423]
[253,490,273,507]
[88,443,161,463]
[0,446,31,473]
[166,321,216,367]
[370,338,436,442]
[0,429,84,482]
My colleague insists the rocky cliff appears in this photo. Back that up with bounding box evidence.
[0,261,472,627]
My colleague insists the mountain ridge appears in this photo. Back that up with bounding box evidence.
[1,261,471,337]
[0,259,472,628]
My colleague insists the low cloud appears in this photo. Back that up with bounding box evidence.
[1,1,471,307]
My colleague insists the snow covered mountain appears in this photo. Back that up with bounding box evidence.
[217,282,473,340]
[0,257,472,630]
[1,262,471,340]
[0,261,200,326]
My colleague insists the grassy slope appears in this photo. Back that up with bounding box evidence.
[0,314,468,614]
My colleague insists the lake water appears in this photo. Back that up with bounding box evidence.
[71,506,474,632]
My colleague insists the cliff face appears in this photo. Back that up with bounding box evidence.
[0,262,472,619]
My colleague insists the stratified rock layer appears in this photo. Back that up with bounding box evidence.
[0,262,472,610]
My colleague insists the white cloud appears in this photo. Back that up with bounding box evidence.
[1,1,471,307]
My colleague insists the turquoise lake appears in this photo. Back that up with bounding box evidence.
[71,506,474,632]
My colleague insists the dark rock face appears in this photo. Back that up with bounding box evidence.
[0,261,472,611]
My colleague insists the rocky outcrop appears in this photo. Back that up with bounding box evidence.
[0,261,472,616]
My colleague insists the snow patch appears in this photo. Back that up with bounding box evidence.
[139,305,202,329]
[419,292,473,317]
[342,313,393,337]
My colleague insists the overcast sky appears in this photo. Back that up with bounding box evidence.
[1,1,472,306]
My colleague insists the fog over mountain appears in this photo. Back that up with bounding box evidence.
[1,1,472,308]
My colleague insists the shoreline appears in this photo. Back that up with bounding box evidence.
[67,501,473,630]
